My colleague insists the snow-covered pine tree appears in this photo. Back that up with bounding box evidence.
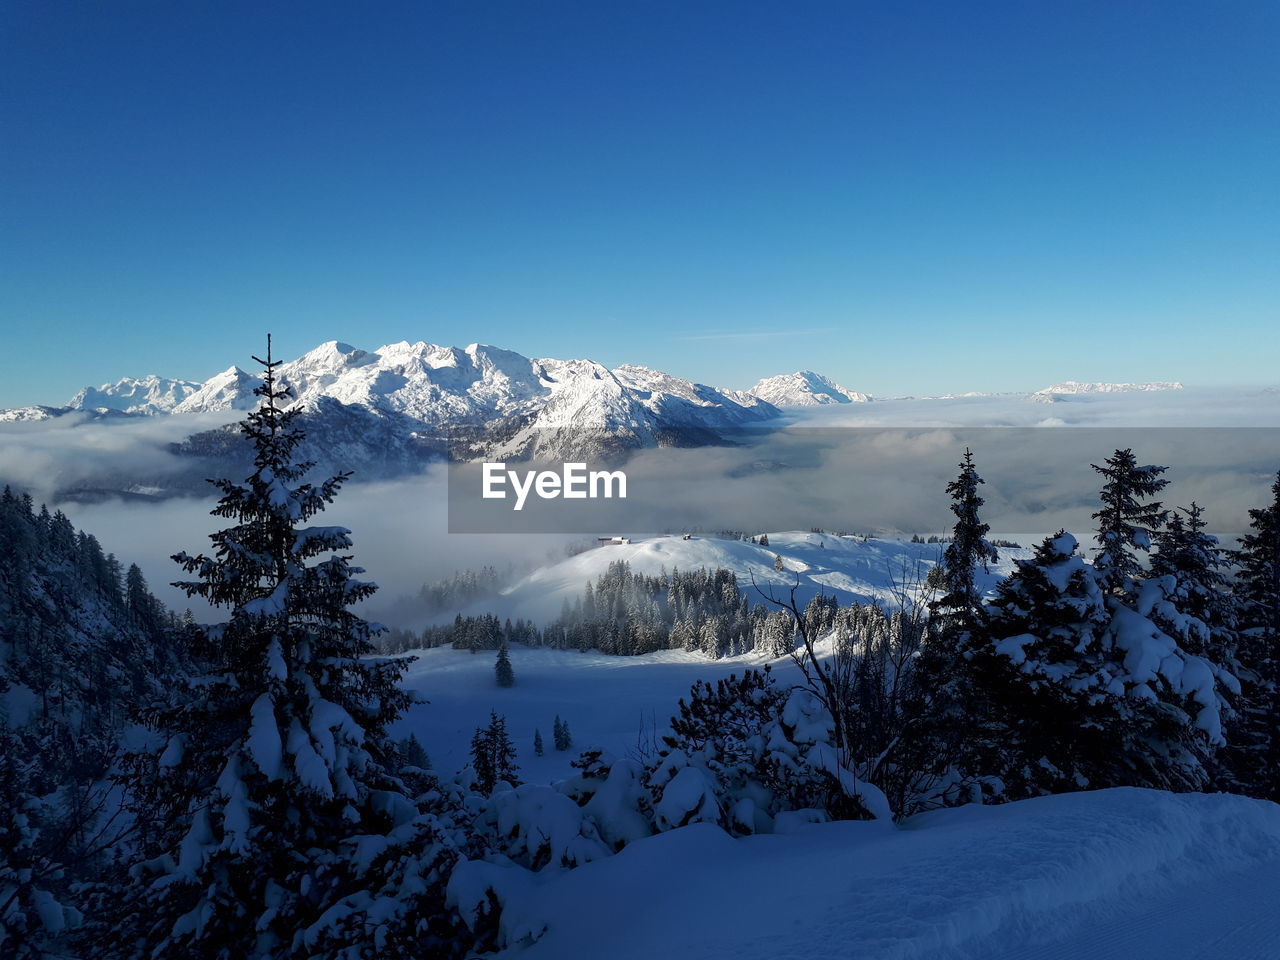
[932,448,999,632]
[103,339,451,959]
[0,486,184,937]
[1091,449,1168,594]
[977,527,1227,798]
[1151,503,1235,659]
[1086,456,1229,792]
[974,531,1114,797]
[759,609,795,659]
[494,643,515,687]
[0,718,78,960]
[1225,470,1280,799]
[533,729,544,756]
[552,716,573,752]
[470,712,519,795]
[907,449,1000,808]
[1236,471,1280,641]
[399,733,431,771]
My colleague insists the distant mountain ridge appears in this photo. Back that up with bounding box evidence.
[69,374,202,414]
[63,340,776,431]
[749,371,871,406]
[3,341,785,495]
[1034,380,1184,395]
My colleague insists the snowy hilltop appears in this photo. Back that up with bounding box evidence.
[749,370,871,406]
[1035,380,1185,395]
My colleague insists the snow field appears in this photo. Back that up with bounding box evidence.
[497,789,1280,960]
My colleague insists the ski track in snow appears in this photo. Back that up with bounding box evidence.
[983,858,1280,960]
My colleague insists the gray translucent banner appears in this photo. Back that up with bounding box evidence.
[446,427,1280,536]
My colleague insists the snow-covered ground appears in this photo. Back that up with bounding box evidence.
[497,788,1280,960]
[399,531,1030,775]
[461,531,1033,626]
[395,644,768,782]
[396,642,1280,960]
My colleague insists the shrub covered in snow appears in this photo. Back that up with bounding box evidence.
[647,668,887,834]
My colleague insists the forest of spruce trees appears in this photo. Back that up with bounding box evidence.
[3,348,1280,957]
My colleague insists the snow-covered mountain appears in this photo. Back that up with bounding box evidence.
[0,341,782,496]
[172,366,260,413]
[749,371,871,406]
[1035,380,1184,395]
[68,375,202,414]
[169,340,775,432]
[0,405,63,423]
[0,404,144,423]
[166,340,779,464]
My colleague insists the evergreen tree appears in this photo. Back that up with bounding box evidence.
[399,733,431,771]
[1234,470,1280,649]
[1151,503,1234,658]
[494,643,515,687]
[932,448,998,632]
[1086,455,1226,792]
[104,340,442,959]
[973,531,1113,797]
[533,729,544,756]
[773,554,784,573]
[977,528,1229,798]
[758,534,769,547]
[470,712,519,795]
[1226,471,1280,799]
[0,719,77,959]
[1091,449,1168,593]
[906,450,998,810]
[553,716,572,752]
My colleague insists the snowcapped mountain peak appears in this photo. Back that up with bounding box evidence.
[288,339,368,371]
[81,339,782,468]
[1034,380,1185,395]
[67,374,202,415]
[173,366,258,413]
[749,371,871,406]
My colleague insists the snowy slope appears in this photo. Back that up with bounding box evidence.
[466,532,1030,626]
[493,788,1280,960]
[395,644,750,782]
[172,366,259,412]
[750,370,871,405]
[396,532,1038,774]
[393,642,1280,959]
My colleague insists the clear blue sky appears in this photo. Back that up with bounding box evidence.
[2,0,1277,407]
